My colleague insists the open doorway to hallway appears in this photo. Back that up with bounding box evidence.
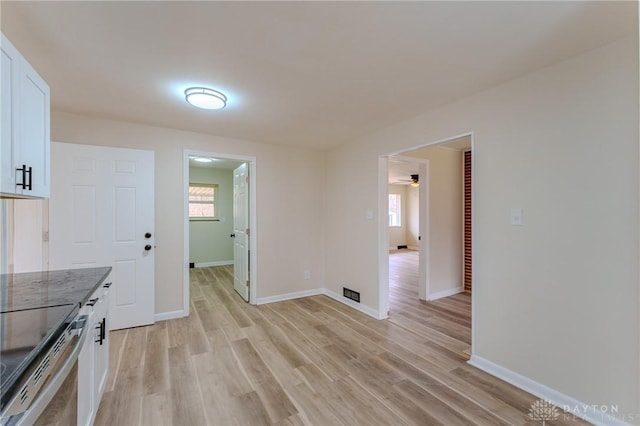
[381,133,473,355]
[183,150,258,315]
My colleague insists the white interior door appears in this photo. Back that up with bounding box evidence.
[49,142,155,330]
[232,163,249,301]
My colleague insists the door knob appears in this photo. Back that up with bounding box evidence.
[144,244,152,251]
[145,232,152,238]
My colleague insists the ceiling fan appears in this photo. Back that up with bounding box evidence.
[395,174,419,187]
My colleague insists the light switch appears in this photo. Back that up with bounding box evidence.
[510,208,523,226]
[366,209,374,220]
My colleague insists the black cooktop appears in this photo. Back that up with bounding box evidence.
[0,304,78,407]
[0,267,111,411]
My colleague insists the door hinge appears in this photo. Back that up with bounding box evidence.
[246,228,250,236]
[246,280,250,286]
[246,176,249,184]
[42,231,49,242]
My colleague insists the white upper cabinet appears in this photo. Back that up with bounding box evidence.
[1,33,50,198]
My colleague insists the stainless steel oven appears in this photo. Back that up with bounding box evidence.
[1,309,89,426]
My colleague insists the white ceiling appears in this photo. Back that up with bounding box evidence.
[1,2,635,150]
[388,159,420,186]
[388,135,471,184]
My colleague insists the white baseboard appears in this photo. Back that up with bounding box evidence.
[256,288,324,305]
[255,287,384,320]
[323,289,385,320]
[427,286,464,301]
[194,260,233,268]
[468,355,630,426]
[154,310,186,322]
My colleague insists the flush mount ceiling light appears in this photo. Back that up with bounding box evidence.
[410,174,419,187]
[185,87,227,110]
[192,157,214,163]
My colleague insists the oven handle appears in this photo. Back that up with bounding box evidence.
[12,315,90,426]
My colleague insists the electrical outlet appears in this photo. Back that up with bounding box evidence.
[304,270,311,280]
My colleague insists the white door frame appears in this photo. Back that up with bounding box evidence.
[183,150,258,315]
[378,131,475,350]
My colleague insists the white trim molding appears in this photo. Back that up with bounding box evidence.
[194,260,233,268]
[255,288,324,305]
[154,310,186,322]
[468,356,631,426]
[427,286,464,301]
[156,284,384,325]
[251,287,386,320]
[183,149,259,312]
[323,289,386,320]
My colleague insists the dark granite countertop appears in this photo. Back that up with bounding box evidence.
[0,267,112,312]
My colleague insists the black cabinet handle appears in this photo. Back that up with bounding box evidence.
[230,233,235,238]
[100,318,106,344]
[18,165,26,189]
[103,282,112,288]
[145,232,152,238]
[95,318,106,345]
[26,166,32,190]
[16,165,33,190]
[144,244,152,251]
[86,298,98,306]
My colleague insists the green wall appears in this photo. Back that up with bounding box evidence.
[189,166,234,265]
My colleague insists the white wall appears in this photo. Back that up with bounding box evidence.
[406,185,419,249]
[2,199,48,274]
[406,146,463,296]
[325,36,639,417]
[51,111,326,314]
[189,166,233,265]
[387,184,407,249]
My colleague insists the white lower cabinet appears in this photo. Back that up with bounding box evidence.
[78,280,111,426]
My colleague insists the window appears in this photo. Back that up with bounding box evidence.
[389,194,401,227]
[189,183,218,219]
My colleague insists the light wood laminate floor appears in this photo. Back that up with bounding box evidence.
[95,252,587,425]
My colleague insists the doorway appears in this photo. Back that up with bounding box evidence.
[183,150,257,315]
[387,156,428,305]
[379,133,474,346]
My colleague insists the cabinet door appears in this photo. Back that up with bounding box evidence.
[1,34,20,195]
[0,32,50,198]
[18,59,50,197]
[94,289,109,402]
[78,321,95,426]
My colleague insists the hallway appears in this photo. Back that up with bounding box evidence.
[388,249,471,354]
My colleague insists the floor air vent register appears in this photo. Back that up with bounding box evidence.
[343,287,360,303]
